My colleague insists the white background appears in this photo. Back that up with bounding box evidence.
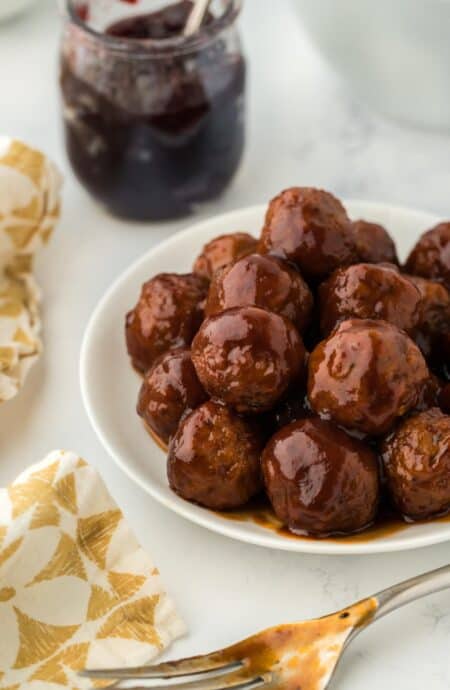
[1,1,450,688]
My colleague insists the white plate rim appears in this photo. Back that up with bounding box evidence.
[80,200,450,556]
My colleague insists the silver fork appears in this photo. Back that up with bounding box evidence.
[81,564,450,690]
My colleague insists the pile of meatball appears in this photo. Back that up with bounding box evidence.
[125,187,450,538]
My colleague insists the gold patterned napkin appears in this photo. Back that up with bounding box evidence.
[0,450,186,689]
[0,138,62,402]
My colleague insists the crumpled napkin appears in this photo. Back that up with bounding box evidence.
[0,450,186,689]
[0,138,62,402]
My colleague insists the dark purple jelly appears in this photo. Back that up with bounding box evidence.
[61,0,245,220]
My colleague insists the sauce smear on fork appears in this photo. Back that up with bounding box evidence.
[217,598,378,690]
[129,597,377,690]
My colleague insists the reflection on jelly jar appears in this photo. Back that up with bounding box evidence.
[60,0,246,220]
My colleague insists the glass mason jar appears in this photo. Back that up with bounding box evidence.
[60,0,246,221]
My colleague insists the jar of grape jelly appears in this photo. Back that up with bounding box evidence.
[60,0,246,220]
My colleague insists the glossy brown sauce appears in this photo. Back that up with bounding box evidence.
[217,495,450,543]
[143,421,169,453]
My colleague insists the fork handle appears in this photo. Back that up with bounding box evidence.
[371,563,450,623]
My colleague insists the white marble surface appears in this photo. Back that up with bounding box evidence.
[1,1,449,688]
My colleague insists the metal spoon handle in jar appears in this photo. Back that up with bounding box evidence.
[184,0,212,36]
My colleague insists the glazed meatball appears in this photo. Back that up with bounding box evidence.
[382,409,450,521]
[405,223,450,290]
[308,319,429,436]
[351,219,398,265]
[262,417,379,536]
[319,263,423,336]
[192,306,306,414]
[167,401,263,510]
[137,349,208,445]
[206,253,313,333]
[408,276,450,358]
[125,273,208,373]
[193,232,258,281]
[259,187,357,281]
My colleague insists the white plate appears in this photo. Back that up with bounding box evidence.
[80,201,450,555]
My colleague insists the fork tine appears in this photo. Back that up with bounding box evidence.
[80,654,242,680]
[93,671,268,690]
[82,664,271,690]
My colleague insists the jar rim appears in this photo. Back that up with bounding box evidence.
[63,0,243,57]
